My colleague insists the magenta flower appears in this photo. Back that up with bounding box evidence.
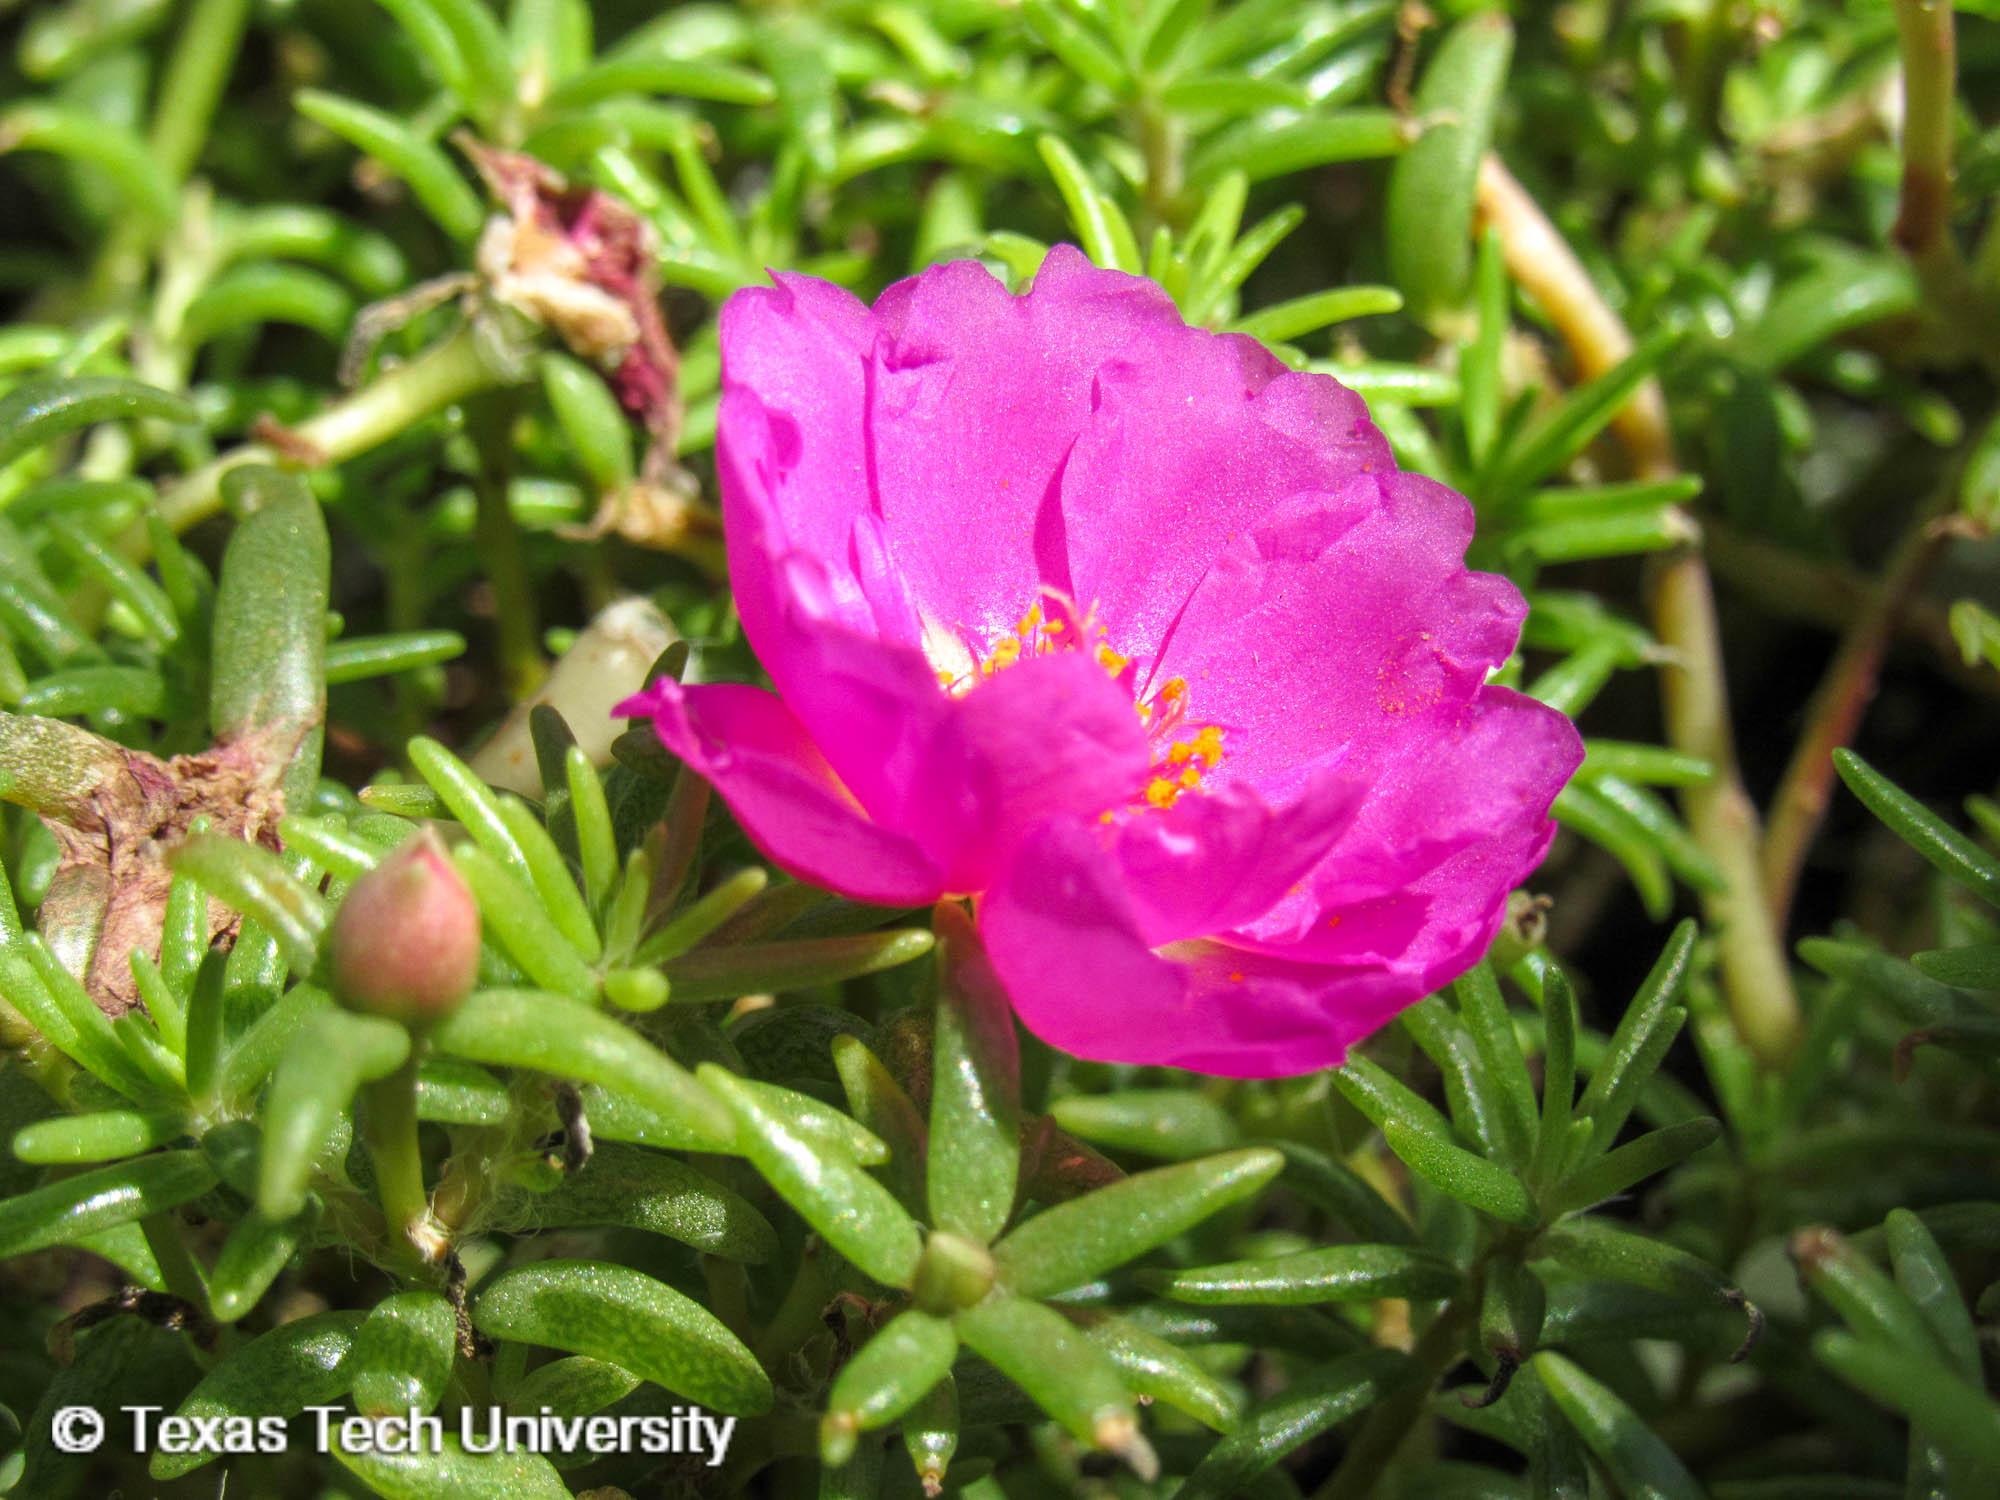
[620,247,1582,1077]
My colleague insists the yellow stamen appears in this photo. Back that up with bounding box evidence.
[1178,766,1202,789]
[1144,777,1179,809]
[1096,644,1128,674]
[1160,677,1187,701]
[1017,603,1042,636]
[1167,741,1195,765]
[980,637,1021,675]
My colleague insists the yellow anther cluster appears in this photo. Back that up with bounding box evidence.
[935,597,1233,820]
[1139,724,1224,811]
[979,636,1022,675]
[1166,725,1224,768]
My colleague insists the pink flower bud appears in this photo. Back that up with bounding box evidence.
[329,829,480,1026]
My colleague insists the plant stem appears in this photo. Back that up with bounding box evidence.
[140,1211,211,1312]
[1136,97,1185,229]
[360,1057,439,1262]
[1316,1298,1472,1500]
[158,324,515,534]
[86,0,250,304]
[1704,520,1991,695]
[1890,0,2000,373]
[1474,158,1672,476]
[1476,154,1802,1066]
[1893,0,1954,270]
[468,392,547,699]
[1761,503,1960,930]
[1650,553,1801,1063]
[149,0,253,184]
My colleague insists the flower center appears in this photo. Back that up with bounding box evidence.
[928,591,1227,814]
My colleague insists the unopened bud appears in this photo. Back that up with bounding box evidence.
[329,829,480,1026]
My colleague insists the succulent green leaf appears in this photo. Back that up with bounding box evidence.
[0,1149,215,1258]
[831,1034,928,1213]
[992,1147,1283,1298]
[209,466,329,811]
[1174,1349,1421,1500]
[1080,1310,1241,1430]
[430,989,734,1148]
[1534,1351,1705,1500]
[1835,750,2000,907]
[1811,1331,2000,1473]
[0,376,194,469]
[293,90,485,241]
[170,832,327,985]
[661,927,936,1002]
[1143,1242,1462,1306]
[821,1309,957,1463]
[1382,1119,1538,1227]
[928,901,1020,1244]
[502,1140,778,1262]
[148,1311,362,1479]
[504,1355,641,1419]
[350,1291,457,1417]
[258,1009,409,1219]
[1051,1088,1241,1160]
[1384,13,1511,321]
[12,1109,180,1165]
[698,1062,922,1288]
[955,1296,1140,1457]
[472,1259,773,1414]
[331,1433,572,1499]
[208,1203,317,1323]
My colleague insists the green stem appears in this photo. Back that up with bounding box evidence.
[1136,96,1185,230]
[1315,1299,1473,1500]
[1650,551,1802,1064]
[360,1057,437,1262]
[1703,519,1991,695]
[159,324,514,534]
[1892,0,1954,270]
[149,0,253,184]
[86,0,250,304]
[140,1211,211,1312]
[468,392,546,699]
[1478,153,1801,1066]
[1891,0,2000,374]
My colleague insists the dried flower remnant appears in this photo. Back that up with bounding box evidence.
[460,139,683,464]
[622,248,1582,1077]
[0,712,287,1014]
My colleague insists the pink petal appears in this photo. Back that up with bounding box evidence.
[906,650,1153,891]
[981,818,1412,1077]
[616,678,946,906]
[1239,684,1580,952]
[1106,765,1363,946]
[860,246,1198,648]
[1151,474,1528,798]
[1060,366,1393,658]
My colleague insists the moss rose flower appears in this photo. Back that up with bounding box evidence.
[621,247,1582,1076]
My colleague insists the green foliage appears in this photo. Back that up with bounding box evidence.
[0,0,1997,1495]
